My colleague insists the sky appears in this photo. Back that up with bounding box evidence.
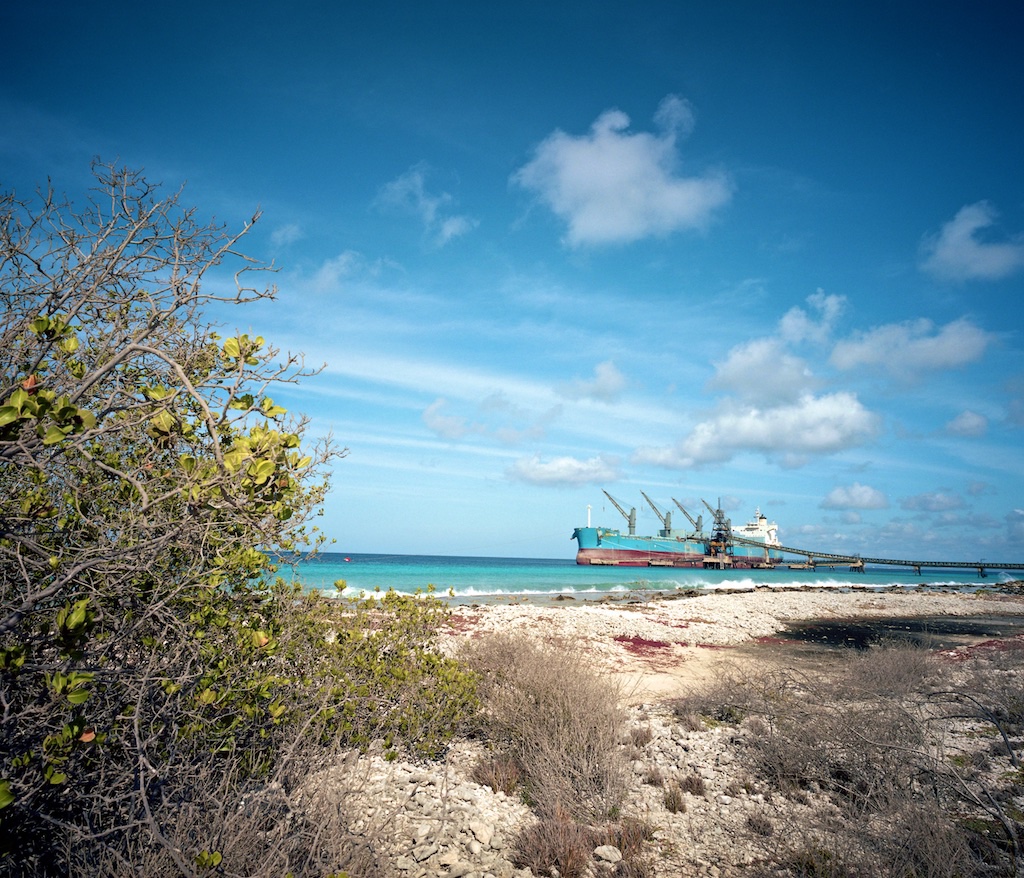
[3,2,1024,562]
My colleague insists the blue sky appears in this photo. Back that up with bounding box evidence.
[4,2,1024,561]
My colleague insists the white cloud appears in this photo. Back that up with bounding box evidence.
[830,317,993,377]
[512,94,732,246]
[270,223,304,247]
[821,483,889,510]
[312,250,362,293]
[900,491,964,512]
[709,338,816,404]
[945,410,988,438]
[558,360,627,402]
[507,453,620,486]
[778,290,846,344]
[376,165,477,247]
[422,398,476,440]
[634,392,880,469]
[920,201,1024,281]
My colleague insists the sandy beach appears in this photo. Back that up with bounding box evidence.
[445,586,1024,702]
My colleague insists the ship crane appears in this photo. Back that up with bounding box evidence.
[671,499,704,537]
[602,490,637,536]
[639,491,672,534]
[701,498,732,557]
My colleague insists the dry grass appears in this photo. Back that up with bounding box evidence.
[684,641,1024,877]
[460,632,628,821]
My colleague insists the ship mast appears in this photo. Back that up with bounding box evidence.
[640,491,672,534]
[602,490,637,535]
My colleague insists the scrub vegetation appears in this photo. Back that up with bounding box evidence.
[671,642,1024,877]
[0,166,477,876]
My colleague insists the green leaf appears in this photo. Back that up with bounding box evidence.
[223,337,240,360]
[0,406,21,428]
[0,780,14,809]
[30,316,50,335]
[250,459,276,485]
[42,425,70,445]
[66,689,90,705]
[149,410,177,434]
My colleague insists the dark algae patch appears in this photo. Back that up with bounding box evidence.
[776,615,1024,650]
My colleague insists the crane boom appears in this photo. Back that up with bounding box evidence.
[672,498,703,535]
[640,491,673,533]
[602,490,637,535]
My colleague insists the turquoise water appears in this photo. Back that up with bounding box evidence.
[281,552,1017,601]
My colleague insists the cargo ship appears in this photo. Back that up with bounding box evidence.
[572,490,783,568]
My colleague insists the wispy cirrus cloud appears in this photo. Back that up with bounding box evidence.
[920,201,1024,281]
[512,94,732,246]
[375,165,478,247]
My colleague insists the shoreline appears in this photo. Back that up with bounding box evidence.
[446,577,1024,609]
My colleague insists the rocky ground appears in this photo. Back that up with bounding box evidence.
[305,587,1024,877]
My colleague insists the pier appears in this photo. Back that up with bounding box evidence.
[730,535,1024,578]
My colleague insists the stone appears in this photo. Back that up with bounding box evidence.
[594,845,622,864]
[469,820,494,846]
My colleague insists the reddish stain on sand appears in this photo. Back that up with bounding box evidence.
[614,635,674,656]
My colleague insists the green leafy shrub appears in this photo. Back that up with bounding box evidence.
[0,166,476,877]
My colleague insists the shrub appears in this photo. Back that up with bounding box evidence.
[512,815,596,878]
[471,752,523,796]
[0,165,478,876]
[679,772,706,796]
[460,633,628,821]
[663,783,686,814]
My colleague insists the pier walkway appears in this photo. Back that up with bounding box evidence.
[729,535,1024,578]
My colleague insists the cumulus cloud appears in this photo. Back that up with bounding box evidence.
[507,453,620,486]
[633,392,880,469]
[558,360,628,402]
[900,491,964,512]
[376,165,477,247]
[830,317,993,378]
[945,410,988,438]
[709,338,817,404]
[512,94,732,246]
[778,290,846,344]
[920,201,1024,281]
[821,483,889,510]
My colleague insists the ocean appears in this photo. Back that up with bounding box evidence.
[281,552,1015,602]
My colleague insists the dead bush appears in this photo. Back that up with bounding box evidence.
[512,815,596,878]
[460,633,628,820]
[679,772,706,796]
[471,752,523,796]
[630,724,654,748]
[663,783,686,814]
[746,812,775,837]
